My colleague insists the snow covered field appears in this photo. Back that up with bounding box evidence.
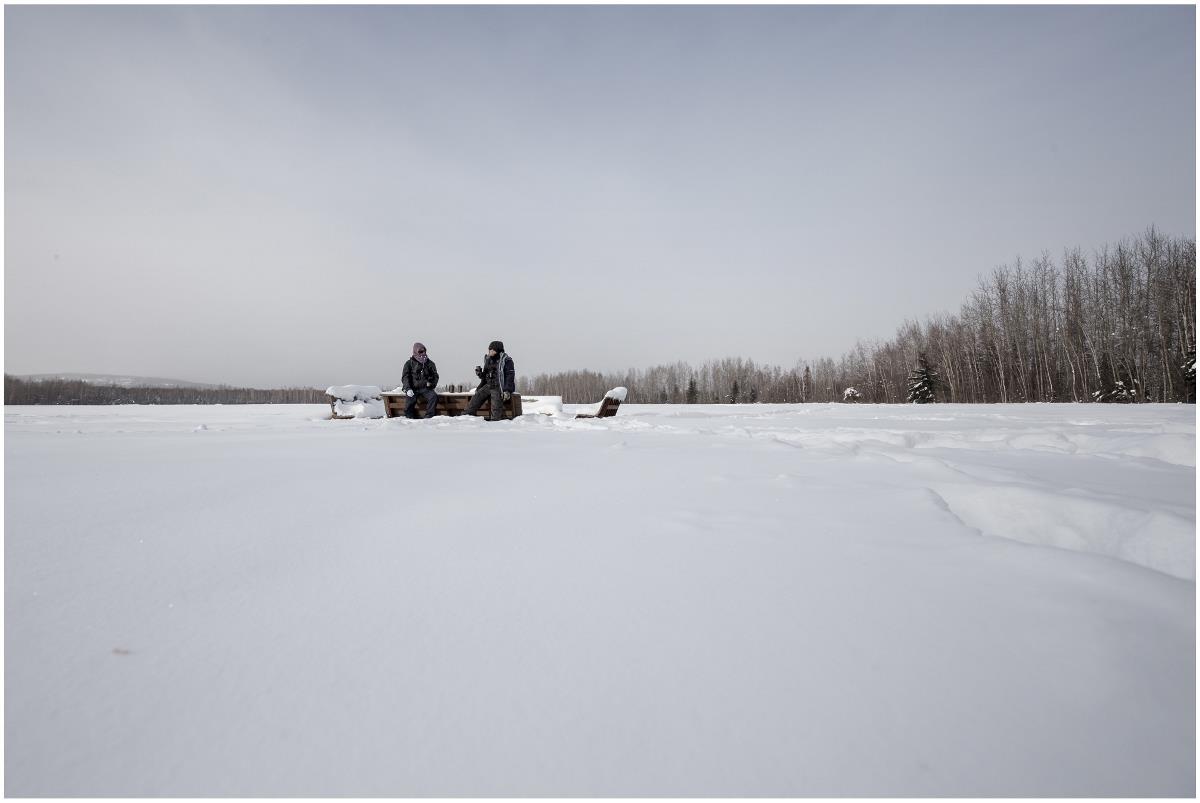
[4,402,1195,796]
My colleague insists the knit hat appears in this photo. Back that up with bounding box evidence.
[488,340,505,353]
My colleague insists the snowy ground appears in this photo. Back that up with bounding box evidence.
[4,402,1195,796]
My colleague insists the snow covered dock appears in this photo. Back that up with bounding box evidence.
[4,402,1195,796]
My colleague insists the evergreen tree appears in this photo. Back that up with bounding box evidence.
[1093,352,1117,402]
[686,377,698,404]
[729,380,740,403]
[749,385,759,404]
[802,366,812,402]
[906,353,941,403]
[1092,352,1135,402]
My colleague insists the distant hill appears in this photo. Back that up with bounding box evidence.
[16,373,223,389]
[5,374,327,405]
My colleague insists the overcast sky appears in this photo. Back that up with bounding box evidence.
[5,5,1195,388]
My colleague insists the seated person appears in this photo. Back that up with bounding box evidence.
[401,342,439,419]
[465,340,515,421]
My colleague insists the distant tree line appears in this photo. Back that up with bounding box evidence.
[523,227,1195,404]
[521,358,811,404]
[4,376,327,405]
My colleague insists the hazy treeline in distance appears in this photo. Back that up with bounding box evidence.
[523,227,1196,405]
[6,228,1194,407]
[3,377,327,406]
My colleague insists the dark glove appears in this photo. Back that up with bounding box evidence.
[475,366,483,378]
[502,392,511,402]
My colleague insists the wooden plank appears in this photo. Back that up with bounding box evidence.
[380,391,401,418]
[596,396,620,418]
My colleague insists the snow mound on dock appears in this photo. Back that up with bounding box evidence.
[325,385,382,402]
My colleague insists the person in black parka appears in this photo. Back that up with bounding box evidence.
[465,340,515,421]
[402,342,440,419]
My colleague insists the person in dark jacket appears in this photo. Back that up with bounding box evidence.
[465,340,516,421]
[402,342,440,419]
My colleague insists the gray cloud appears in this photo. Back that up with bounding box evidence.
[6,5,1195,387]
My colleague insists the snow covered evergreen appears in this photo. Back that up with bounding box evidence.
[906,354,941,403]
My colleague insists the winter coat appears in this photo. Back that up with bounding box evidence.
[478,352,515,393]
[402,357,439,392]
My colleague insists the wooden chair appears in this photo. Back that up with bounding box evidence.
[575,394,622,419]
[327,387,383,420]
[328,396,357,420]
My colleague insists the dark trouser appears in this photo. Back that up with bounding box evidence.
[404,389,439,418]
[465,385,504,420]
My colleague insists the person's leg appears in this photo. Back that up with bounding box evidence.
[404,393,419,418]
[464,387,488,416]
[422,390,439,418]
[488,387,504,421]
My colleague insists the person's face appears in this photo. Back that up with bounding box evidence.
[487,349,497,357]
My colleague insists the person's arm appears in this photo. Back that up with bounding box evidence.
[503,356,516,396]
[401,360,413,393]
[428,360,439,389]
